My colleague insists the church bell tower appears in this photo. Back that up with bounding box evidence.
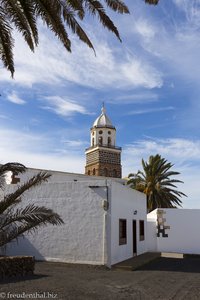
[85,105,122,178]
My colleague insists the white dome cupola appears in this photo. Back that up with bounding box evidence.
[93,106,114,128]
[90,105,116,148]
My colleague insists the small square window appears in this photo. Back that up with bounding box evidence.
[119,219,127,245]
[139,220,145,241]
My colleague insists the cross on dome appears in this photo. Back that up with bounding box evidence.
[101,102,106,114]
[93,103,114,128]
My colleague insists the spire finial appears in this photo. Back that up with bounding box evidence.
[101,102,106,114]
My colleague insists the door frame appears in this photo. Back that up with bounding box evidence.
[133,220,137,256]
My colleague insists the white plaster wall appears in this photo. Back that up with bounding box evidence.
[15,168,125,185]
[156,209,200,254]
[147,209,200,255]
[6,168,147,266]
[147,210,158,252]
[6,180,108,265]
[93,128,116,147]
[90,129,96,146]
[13,168,98,183]
[110,183,147,265]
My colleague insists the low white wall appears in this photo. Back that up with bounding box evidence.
[157,209,200,254]
[110,183,147,265]
[147,209,200,255]
[146,221,157,252]
[6,180,107,265]
[147,210,158,252]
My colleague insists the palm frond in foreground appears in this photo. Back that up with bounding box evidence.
[0,0,129,76]
[0,162,64,248]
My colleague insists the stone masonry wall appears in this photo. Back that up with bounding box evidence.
[86,149,120,165]
[85,162,121,178]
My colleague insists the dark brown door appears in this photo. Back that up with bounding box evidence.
[133,220,137,255]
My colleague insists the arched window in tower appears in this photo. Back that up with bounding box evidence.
[93,168,96,175]
[92,138,94,146]
[108,137,111,147]
[98,136,103,146]
[88,170,91,175]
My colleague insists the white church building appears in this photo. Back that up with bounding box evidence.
[6,106,148,267]
[5,106,200,266]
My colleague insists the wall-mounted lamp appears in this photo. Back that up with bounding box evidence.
[133,210,137,215]
[102,200,109,211]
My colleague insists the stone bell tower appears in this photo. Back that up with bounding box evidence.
[85,105,122,178]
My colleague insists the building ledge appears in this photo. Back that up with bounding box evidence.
[85,144,122,152]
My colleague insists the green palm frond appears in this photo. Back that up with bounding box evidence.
[0,205,64,247]
[34,0,71,51]
[4,204,63,225]
[127,154,186,212]
[0,0,129,76]
[61,2,94,51]
[145,0,159,4]
[1,0,35,50]
[0,7,14,76]
[66,0,85,19]
[0,162,26,189]
[0,162,26,176]
[104,0,129,13]
[1,171,51,214]
[84,0,122,41]
[18,0,39,45]
[0,162,64,248]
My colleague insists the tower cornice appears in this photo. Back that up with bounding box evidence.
[85,145,122,154]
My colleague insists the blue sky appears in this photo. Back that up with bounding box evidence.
[0,0,200,208]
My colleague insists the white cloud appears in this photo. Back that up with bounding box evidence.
[0,114,9,119]
[173,0,200,27]
[0,129,48,153]
[121,55,162,88]
[0,128,84,174]
[42,96,89,116]
[123,138,200,166]
[134,19,156,40]
[7,91,26,105]
[132,5,200,88]
[63,140,87,148]
[0,150,84,175]
[0,27,162,90]
[112,92,159,104]
[128,106,174,115]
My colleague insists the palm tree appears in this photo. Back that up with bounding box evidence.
[127,154,186,212]
[0,162,64,249]
[0,0,130,76]
[145,0,159,4]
